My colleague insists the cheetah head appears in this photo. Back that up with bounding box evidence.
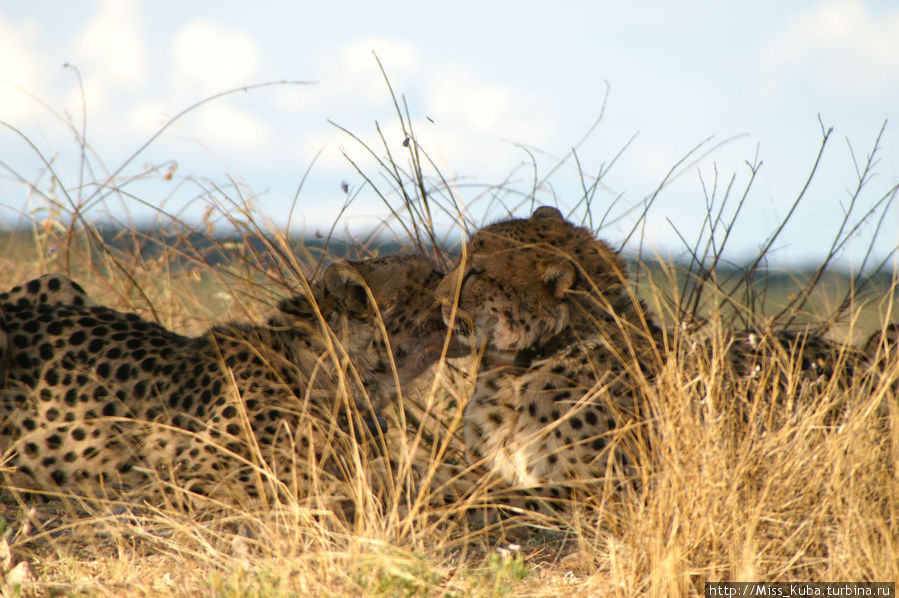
[310,254,470,391]
[436,206,633,364]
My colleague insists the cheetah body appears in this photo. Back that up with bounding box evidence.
[437,207,894,495]
[0,256,449,501]
[436,207,662,491]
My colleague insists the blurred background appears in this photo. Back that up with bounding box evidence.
[1,0,897,266]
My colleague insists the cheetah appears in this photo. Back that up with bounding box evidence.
[0,274,97,383]
[436,206,663,499]
[436,206,895,508]
[0,255,451,505]
[0,274,97,308]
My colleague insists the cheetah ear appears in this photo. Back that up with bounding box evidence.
[532,206,564,221]
[540,259,576,299]
[323,261,370,313]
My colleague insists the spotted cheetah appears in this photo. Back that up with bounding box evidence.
[436,206,663,499]
[0,274,97,308]
[436,206,895,509]
[0,274,97,382]
[0,255,450,505]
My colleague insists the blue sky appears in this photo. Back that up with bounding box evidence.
[1,1,898,265]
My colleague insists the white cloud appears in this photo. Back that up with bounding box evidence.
[192,103,269,150]
[417,66,552,176]
[129,99,172,137]
[340,36,420,75]
[72,0,147,110]
[276,37,555,182]
[272,87,318,114]
[338,36,422,103]
[172,21,261,94]
[762,0,899,102]
[427,67,512,132]
[122,21,269,156]
[0,15,44,123]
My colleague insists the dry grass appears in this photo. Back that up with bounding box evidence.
[1,77,898,596]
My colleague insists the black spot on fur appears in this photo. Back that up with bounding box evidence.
[115,364,131,381]
[15,353,31,369]
[96,362,111,378]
